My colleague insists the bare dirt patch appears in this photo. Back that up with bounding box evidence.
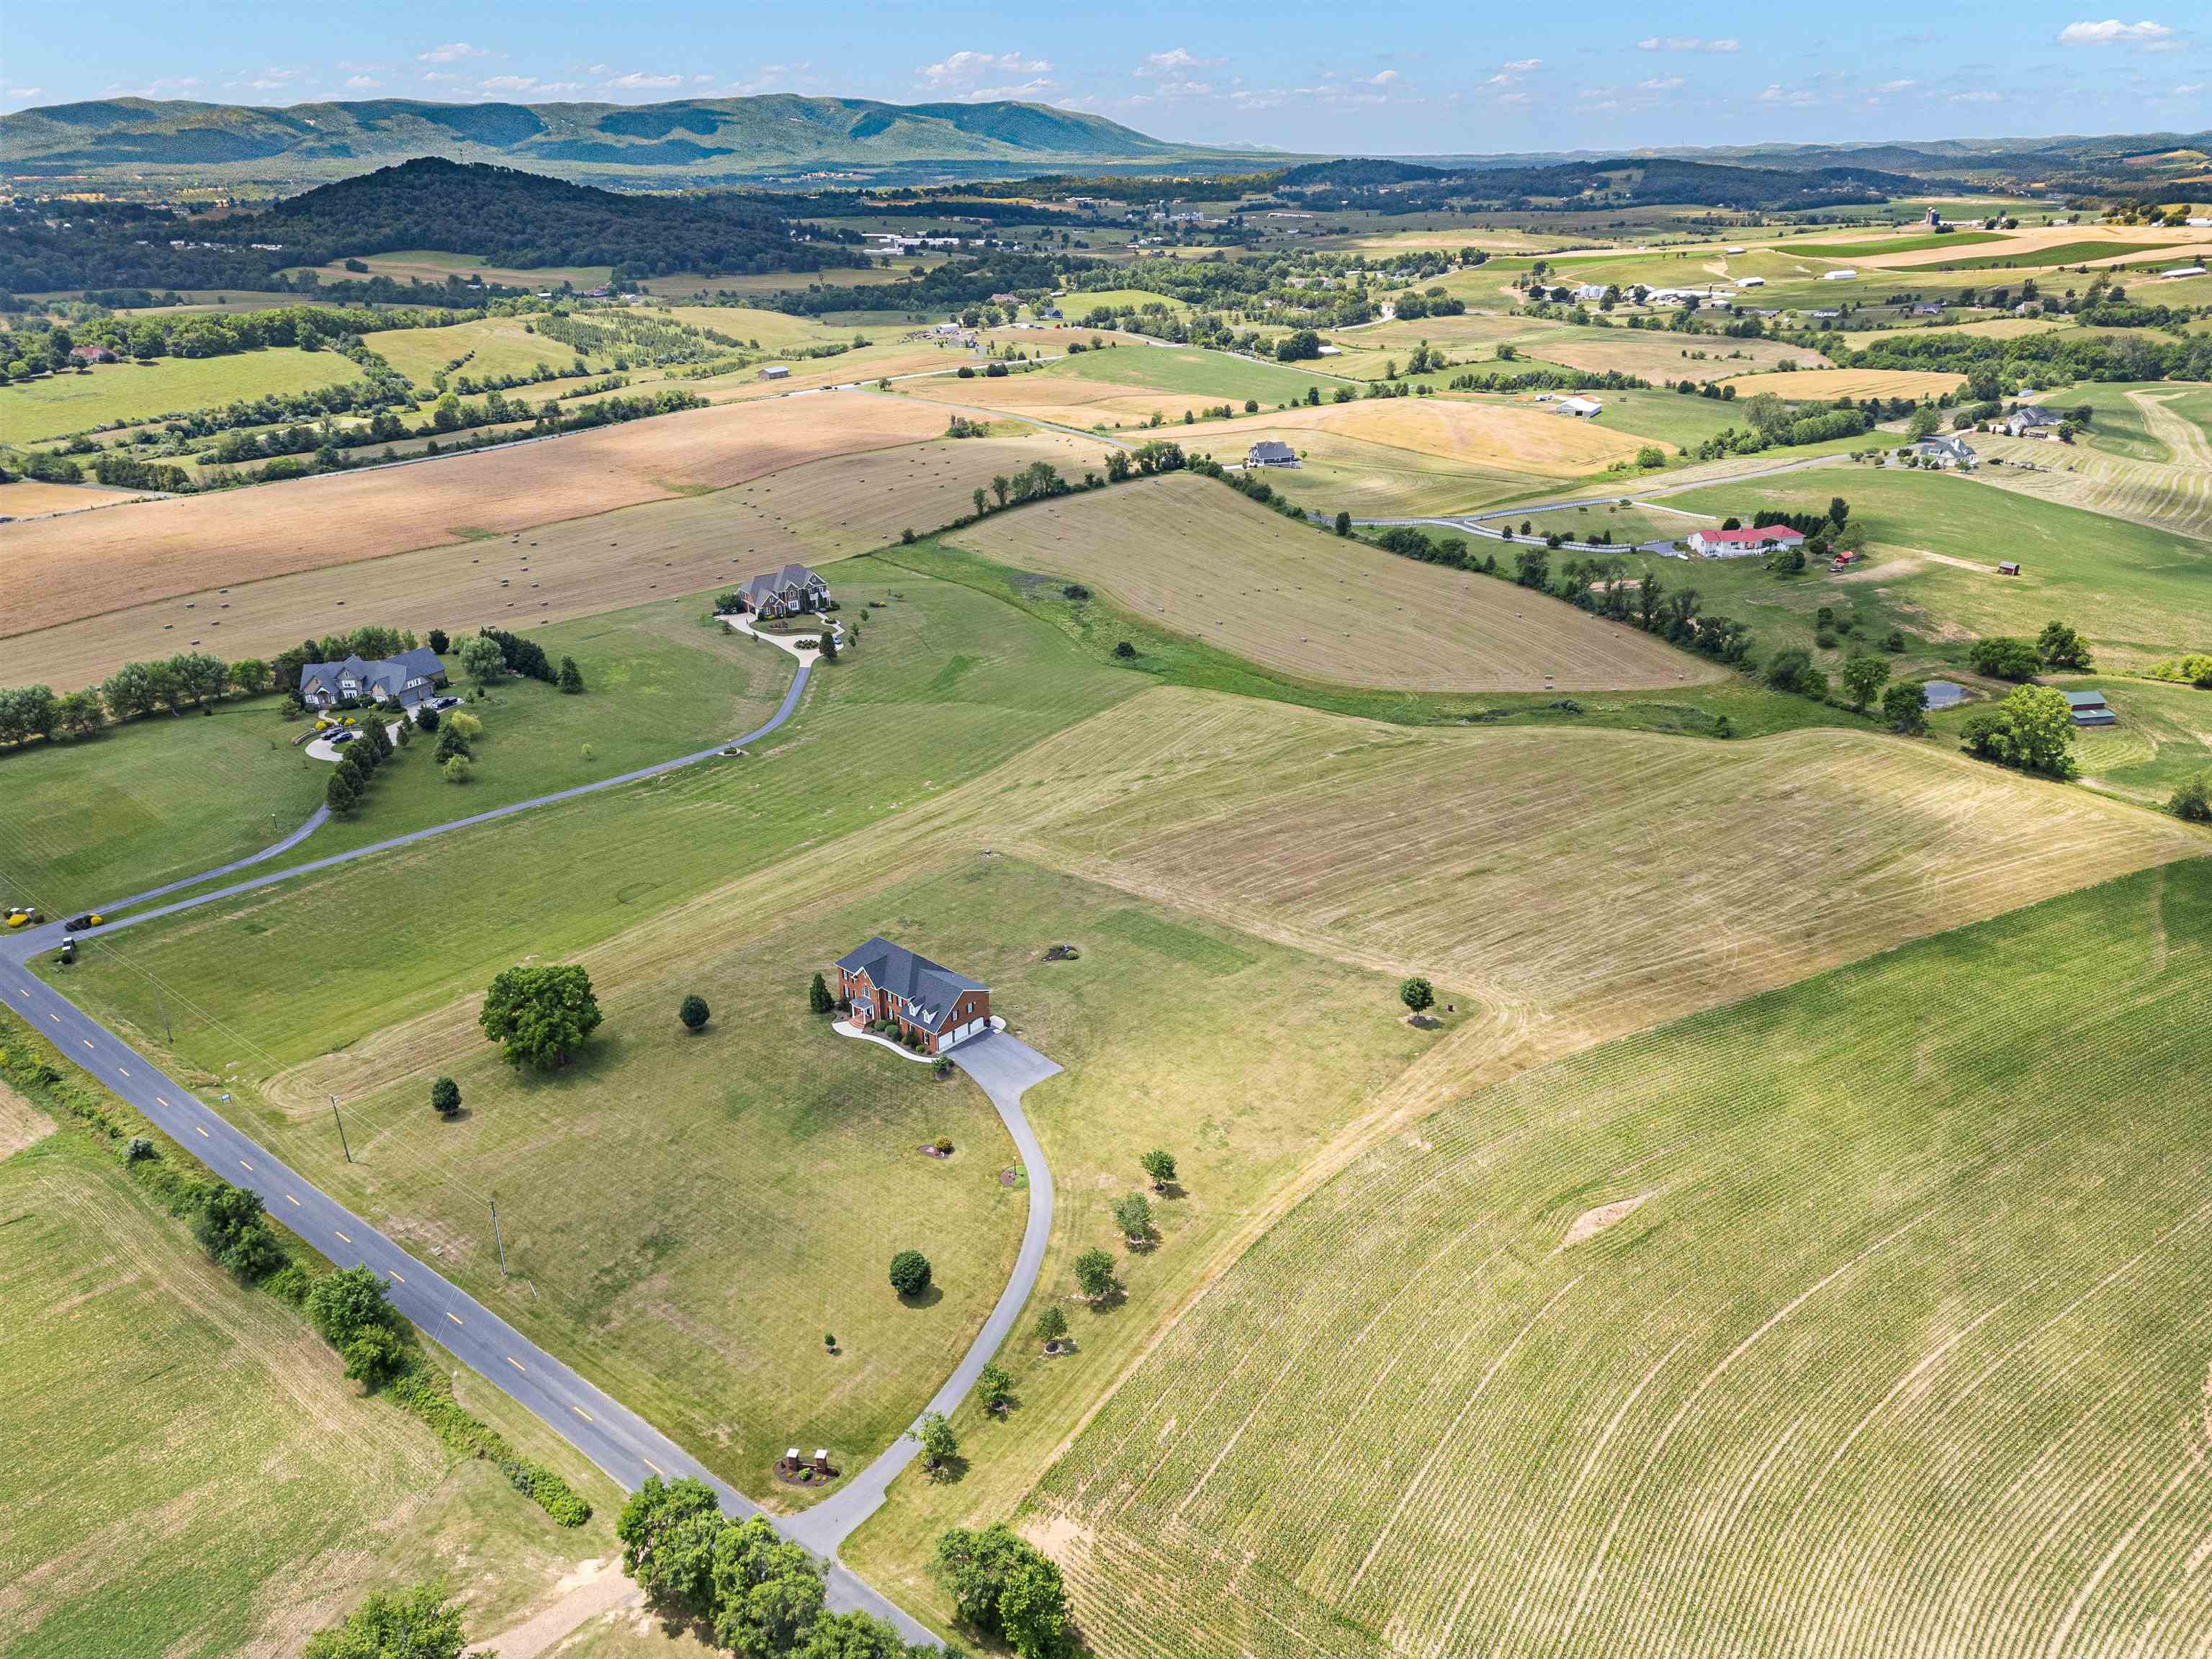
[0,1079,55,1161]
[1561,1191,1655,1249]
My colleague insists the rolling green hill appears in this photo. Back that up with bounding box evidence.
[0,94,1257,188]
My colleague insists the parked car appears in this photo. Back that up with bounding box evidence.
[64,913,104,932]
[328,729,358,745]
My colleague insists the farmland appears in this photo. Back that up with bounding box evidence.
[1205,395,1658,475]
[360,315,621,382]
[1656,464,2212,671]
[1517,326,1822,380]
[0,1088,640,1659]
[1,423,1115,691]
[1030,861,2212,1659]
[948,472,1720,693]
[1712,367,1968,401]
[0,348,364,444]
[0,390,961,644]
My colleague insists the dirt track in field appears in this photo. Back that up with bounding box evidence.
[0,392,952,640]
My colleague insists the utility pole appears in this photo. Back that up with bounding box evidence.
[329,1094,352,1163]
[153,976,173,1046]
[490,1194,508,1275]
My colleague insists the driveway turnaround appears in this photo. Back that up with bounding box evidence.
[785,1028,1061,1560]
[0,648,1004,1643]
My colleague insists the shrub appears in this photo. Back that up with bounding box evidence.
[2171,769,2212,823]
[1969,636,2043,681]
[1113,641,1137,660]
[678,994,710,1032]
[1961,684,2077,779]
[808,971,835,1015]
[441,755,472,783]
[431,1075,462,1118]
[192,1183,285,1282]
[889,1249,932,1297]
[1881,680,1929,734]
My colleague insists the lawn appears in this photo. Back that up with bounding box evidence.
[946,472,1719,693]
[0,595,791,911]
[0,694,326,914]
[361,316,621,384]
[0,349,364,443]
[0,1060,640,1659]
[1654,464,2212,672]
[1028,860,2212,1659]
[1059,288,1191,315]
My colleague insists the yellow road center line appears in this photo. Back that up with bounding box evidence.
[284,1194,300,1206]
[155,1096,169,1107]
[643,1458,665,1478]
[334,1229,352,1244]
[507,1356,526,1372]
[193,1123,209,1137]
[572,1405,594,1422]
[239,1159,253,1172]
[447,1312,464,1326]
[387,1269,404,1283]
[48,1013,58,1022]
[118,1067,130,1078]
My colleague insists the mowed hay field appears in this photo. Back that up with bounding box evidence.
[1213,395,1660,475]
[949,474,1718,693]
[1186,426,1557,518]
[361,315,621,382]
[1521,327,1825,379]
[1032,861,2212,1659]
[2,424,1114,691]
[0,1092,636,1659]
[0,390,957,641]
[0,348,364,444]
[1714,367,1967,400]
[0,478,141,518]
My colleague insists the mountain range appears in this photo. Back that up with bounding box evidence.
[0,94,1264,189]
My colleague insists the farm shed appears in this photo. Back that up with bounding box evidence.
[2064,690,2117,727]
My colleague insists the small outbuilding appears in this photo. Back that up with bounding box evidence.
[758,364,791,380]
[2064,689,2117,727]
[1554,396,1603,418]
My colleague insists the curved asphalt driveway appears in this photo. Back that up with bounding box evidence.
[0,648,1059,1642]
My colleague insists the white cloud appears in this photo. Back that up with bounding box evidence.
[1638,75,1686,90]
[418,42,489,63]
[917,50,1052,88]
[420,71,469,85]
[5,86,43,100]
[1139,48,1224,76]
[1951,89,2003,102]
[1638,36,1739,52]
[1501,58,1542,73]
[2056,18,2172,45]
[2174,81,2206,93]
[1758,83,1816,104]
[1874,78,1917,92]
[344,75,383,90]
[602,71,685,90]
[1359,69,1399,85]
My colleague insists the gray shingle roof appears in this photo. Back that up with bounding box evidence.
[836,935,987,1034]
[299,647,444,703]
[737,565,827,606]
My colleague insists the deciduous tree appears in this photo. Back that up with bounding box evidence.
[1140,1148,1177,1191]
[303,1582,472,1659]
[679,994,711,1032]
[889,1249,932,1297]
[479,963,603,1068]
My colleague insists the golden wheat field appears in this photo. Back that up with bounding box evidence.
[0,392,958,641]
[1524,328,1826,378]
[1229,396,1660,472]
[949,473,1718,692]
[1714,368,1969,401]
[2,428,1115,688]
[0,478,143,519]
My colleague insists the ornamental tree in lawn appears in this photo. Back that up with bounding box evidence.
[809,971,835,1015]
[1074,1246,1117,1302]
[1034,1304,1069,1348]
[430,1076,461,1118]
[889,1249,932,1297]
[1113,1192,1154,1246]
[1400,976,1435,1015]
[1141,1147,1177,1191]
[910,1410,959,1476]
[479,963,603,1068]
[679,994,710,1032]
[457,634,505,687]
[557,655,585,693]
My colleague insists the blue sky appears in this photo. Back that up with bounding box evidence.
[3,2,2205,153]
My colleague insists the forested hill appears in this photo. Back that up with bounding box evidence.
[1275,156,1937,212]
[0,159,853,293]
[0,94,1249,188]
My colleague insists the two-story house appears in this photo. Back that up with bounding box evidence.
[836,936,992,1056]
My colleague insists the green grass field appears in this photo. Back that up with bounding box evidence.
[1915,239,2199,271]
[1653,464,2212,672]
[0,1069,636,1659]
[1061,288,1191,316]
[361,316,619,384]
[1,349,364,444]
[1786,230,2010,257]
[0,595,790,914]
[1030,860,2212,1658]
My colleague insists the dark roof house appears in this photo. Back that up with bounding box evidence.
[1246,439,1300,467]
[297,647,446,708]
[734,564,830,619]
[2002,406,2065,436]
[835,937,992,1055]
[2064,689,2116,727]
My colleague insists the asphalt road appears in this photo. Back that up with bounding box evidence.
[0,646,1043,1643]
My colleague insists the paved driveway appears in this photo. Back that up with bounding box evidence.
[784,1029,1061,1557]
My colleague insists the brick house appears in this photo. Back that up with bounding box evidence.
[836,936,992,1055]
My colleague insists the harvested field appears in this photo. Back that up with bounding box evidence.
[361,316,619,382]
[1521,328,1824,379]
[1208,396,1659,475]
[2,427,1115,689]
[1975,428,2212,541]
[0,391,956,642]
[1184,427,1553,518]
[0,479,144,518]
[1713,368,1966,401]
[1032,861,2212,1659]
[950,474,1718,692]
